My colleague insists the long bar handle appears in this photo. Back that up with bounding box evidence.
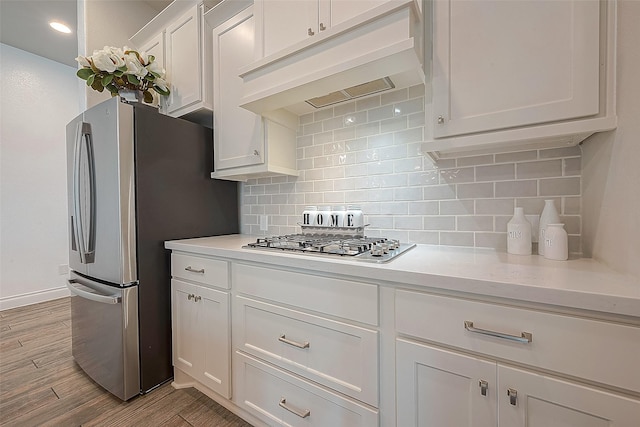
[72,122,96,264]
[67,280,121,305]
[185,266,205,274]
[464,321,532,344]
[279,398,310,419]
[278,334,310,349]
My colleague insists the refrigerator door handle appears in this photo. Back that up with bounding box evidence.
[67,279,121,305]
[73,122,97,264]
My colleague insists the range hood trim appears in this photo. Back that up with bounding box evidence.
[238,0,424,115]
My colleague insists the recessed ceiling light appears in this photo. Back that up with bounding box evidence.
[49,21,72,34]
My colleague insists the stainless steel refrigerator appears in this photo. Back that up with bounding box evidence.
[65,97,238,400]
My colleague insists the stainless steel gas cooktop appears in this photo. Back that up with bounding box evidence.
[244,234,415,263]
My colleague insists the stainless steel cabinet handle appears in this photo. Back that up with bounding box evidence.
[479,380,488,396]
[187,294,194,300]
[279,397,310,419]
[507,388,518,405]
[319,22,326,31]
[308,28,314,36]
[194,295,201,302]
[464,321,532,343]
[253,149,260,156]
[278,334,310,349]
[184,266,205,274]
[437,115,445,124]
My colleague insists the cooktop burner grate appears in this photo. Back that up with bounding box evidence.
[244,234,415,263]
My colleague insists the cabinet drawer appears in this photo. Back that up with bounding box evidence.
[396,290,640,394]
[234,352,378,427]
[233,263,378,325]
[235,296,378,406]
[171,253,229,289]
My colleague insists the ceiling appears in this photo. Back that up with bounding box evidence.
[0,0,171,68]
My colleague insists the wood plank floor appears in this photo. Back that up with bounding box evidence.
[0,298,253,427]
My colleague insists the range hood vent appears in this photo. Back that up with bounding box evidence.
[306,77,395,109]
[239,0,424,117]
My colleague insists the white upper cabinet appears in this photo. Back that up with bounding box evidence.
[165,6,203,116]
[425,0,617,159]
[258,0,389,58]
[137,32,165,108]
[210,5,297,181]
[130,1,213,127]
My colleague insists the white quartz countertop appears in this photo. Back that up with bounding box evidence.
[165,234,640,318]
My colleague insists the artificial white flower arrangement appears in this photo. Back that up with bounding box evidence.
[76,46,170,103]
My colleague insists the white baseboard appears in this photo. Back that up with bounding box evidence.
[0,286,71,311]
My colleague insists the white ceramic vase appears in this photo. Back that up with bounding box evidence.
[538,200,560,256]
[544,223,568,261]
[507,207,532,255]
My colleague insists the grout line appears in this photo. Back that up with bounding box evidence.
[51,387,60,400]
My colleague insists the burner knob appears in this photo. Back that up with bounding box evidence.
[371,244,384,257]
[388,240,399,250]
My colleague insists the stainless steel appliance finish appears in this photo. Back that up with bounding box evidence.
[67,272,140,400]
[66,97,239,401]
[244,234,415,263]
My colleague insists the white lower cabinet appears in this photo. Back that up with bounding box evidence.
[171,278,230,398]
[396,339,496,427]
[397,339,640,427]
[395,290,640,427]
[232,263,380,426]
[235,352,378,427]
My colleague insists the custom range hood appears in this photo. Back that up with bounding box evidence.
[239,0,425,119]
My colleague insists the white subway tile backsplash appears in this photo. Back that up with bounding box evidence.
[424,216,456,231]
[539,177,581,196]
[240,87,583,254]
[495,180,537,197]
[440,200,475,215]
[457,216,494,232]
[516,160,562,179]
[476,164,515,182]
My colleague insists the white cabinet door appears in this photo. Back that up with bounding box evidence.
[324,0,388,28]
[213,8,263,171]
[498,365,640,427]
[139,32,165,109]
[165,6,202,115]
[172,279,200,379]
[396,339,497,427]
[199,285,230,398]
[432,0,600,138]
[171,279,230,399]
[259,0,317,57]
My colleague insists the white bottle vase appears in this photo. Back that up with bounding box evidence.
[538,200,560,256]
[544,224,569,261]
[507,207,532,255]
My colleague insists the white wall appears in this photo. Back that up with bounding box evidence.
[582,0,640,279]
[0,43,80,309]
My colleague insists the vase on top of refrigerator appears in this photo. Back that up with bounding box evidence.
[66,97,239,401]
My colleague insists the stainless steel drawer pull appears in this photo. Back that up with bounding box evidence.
[479,380,488,396]
[279,397,310,419]
[194,295,201,302]
[507,388,518,405]
[185,266,205,274]
[187,294,194,300]
[464,321,532,343]
[278,334,310,349]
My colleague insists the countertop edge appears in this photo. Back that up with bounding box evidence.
[165,235,640,319]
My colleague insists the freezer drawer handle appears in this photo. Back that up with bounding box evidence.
[279,397,310,419]
[278,334,310,349]
[67,280,121,304]
[184,266,205,274]
[464,321,532,343]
